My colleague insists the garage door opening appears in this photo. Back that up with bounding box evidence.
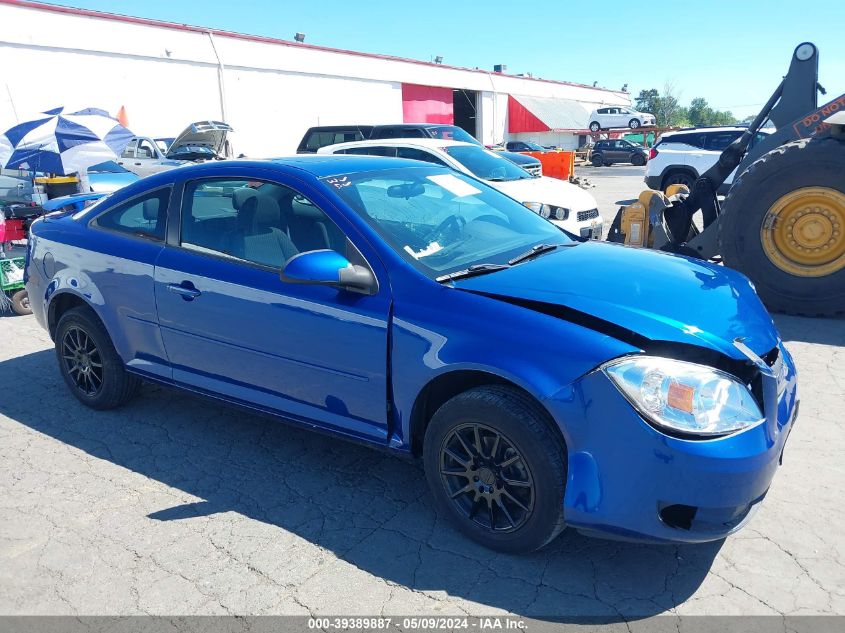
[453,89,478,139]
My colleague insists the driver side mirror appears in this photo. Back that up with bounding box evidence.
[281,249,377,294]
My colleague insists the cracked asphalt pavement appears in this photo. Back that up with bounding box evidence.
[1,170,844,620]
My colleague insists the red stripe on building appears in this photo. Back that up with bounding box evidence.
[402,84,454,125]
[507,95,551,133]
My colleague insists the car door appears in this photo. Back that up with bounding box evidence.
[153,169,392,442]
[131,138,164,177]
[116,139,138,171]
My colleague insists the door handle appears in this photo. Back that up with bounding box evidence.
[167,282,201,300]
[134,162,142,166]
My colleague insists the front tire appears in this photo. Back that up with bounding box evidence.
[55,307,140,409]
[589,121,601,132]
[423,386,567,553]
[631,153,646,166]
[629,118,641,129]
[591,154,604,167]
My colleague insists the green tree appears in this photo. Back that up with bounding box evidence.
[634,88,660,114]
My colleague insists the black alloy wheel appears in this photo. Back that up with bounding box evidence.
[61,324,104,397]
[54,307,140,409]
[439,422,535,533]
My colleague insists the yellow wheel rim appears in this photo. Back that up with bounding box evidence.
[761,187,845,277]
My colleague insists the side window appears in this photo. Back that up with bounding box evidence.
[305,131,334,151]
[672,133,706,149]
[597,108,608,115]
[181,178,348,269]
[396,147,448,166]
[94,187,170,241]
[706,131,742,151]
[337,131,365,143]
[137,139,156,159]
[121,140,137,159]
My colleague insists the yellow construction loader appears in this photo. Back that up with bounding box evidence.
[607,43,844,316]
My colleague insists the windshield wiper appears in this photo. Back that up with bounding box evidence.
[508,243,573,266]
[436,263,510,283]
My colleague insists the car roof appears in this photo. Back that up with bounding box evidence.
[662,125,768,137]
[373,123,457,130]
[304,124,375,133]
[320,138,476,152]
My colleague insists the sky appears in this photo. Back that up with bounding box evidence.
[46,0,845,119]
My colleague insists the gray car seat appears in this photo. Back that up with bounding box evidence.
[224,195,298,267]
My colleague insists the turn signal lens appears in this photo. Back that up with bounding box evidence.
[603,356,764,438]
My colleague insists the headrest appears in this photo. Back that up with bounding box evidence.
[241,195,282,231]
[142,198,159,221]
[232,187,257,210]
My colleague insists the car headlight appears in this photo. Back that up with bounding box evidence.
[523,202,568,221]
[523,201,551,219]
[602,356,764,438]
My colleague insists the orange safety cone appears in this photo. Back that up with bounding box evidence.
[116,106,129,128]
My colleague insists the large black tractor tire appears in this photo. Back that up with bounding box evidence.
[423,386,567,553]
[719,137,845,316]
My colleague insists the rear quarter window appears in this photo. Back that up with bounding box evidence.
[93,187,170,241]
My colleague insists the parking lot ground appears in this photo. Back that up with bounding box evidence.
[576,164,646,226]
[1,169,844,621]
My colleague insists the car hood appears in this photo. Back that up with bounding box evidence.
[454,241,778,360]
[493,176,598,212]
[166,121,233,158]
[500,151,540,166]
[88,171,140,193]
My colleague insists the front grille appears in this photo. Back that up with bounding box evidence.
[525,165,542,177]
[577,208,600,222]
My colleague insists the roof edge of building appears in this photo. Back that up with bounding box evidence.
[0,0,629,97]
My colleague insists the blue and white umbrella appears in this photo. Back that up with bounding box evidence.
[0,107,134,176]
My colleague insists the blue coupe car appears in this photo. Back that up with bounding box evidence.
[25,156,798,552]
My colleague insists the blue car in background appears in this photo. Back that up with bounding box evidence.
[25,156,798,552]
[87,160,140,193]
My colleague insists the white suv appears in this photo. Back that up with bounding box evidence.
[588,107,655,131]
[644,126,771,193]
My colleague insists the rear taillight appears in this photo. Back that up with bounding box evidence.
[648,147,658,160]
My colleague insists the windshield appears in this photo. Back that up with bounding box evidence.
[444,146,532,181]
[426,126,481,145]
[325,167,570,277]
[87,161,128,174]
[523,142,545,151]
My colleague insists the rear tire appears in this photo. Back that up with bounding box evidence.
[589,121,601,132]
[591,154,604,167]
[423,386,567,553]
[662,170,696,190]
[55,307,140,409]
[719,137,845,315]
[10,290,31,315]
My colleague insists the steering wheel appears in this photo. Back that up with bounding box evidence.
[427,215,466,244]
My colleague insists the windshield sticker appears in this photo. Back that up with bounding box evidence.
[426,174,481,197]
[325,176,352,189]
[404,242,443,259]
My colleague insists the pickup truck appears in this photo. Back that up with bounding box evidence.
[117,121,233,178]
[297,124,543,176]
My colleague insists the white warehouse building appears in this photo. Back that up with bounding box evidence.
[0,0,631,157]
